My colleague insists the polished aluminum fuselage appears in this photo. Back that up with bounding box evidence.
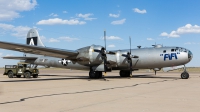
[28,46,192,71]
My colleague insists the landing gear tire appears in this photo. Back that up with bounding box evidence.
[98,72,102,78]
[24,72,31,78]
[16,75,21,78]
[33,74,38,78]
[89,71,102,79]
[120,70,130,77]
[181,72,189,79]
[8,71,14,78]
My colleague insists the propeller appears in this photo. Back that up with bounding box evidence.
[121,36,139,77]
[93,30,114,75]
[129,37,132,77]
[103,30,107,75]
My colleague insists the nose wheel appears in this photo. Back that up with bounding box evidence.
[181,72,189,79]
[181,65,189,79]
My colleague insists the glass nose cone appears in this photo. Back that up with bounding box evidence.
[188,50,193,60]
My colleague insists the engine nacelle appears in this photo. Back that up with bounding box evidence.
[76,45,104,66]
[115,50,129,67]
[76,47,136,69]
[108,50,139,69]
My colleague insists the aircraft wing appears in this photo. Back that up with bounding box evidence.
[0,41,79,59]
[2,56,38,60]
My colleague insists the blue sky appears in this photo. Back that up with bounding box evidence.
[0,0,200,67]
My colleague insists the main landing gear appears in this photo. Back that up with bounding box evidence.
[89,70,102,79]
[119,70,131,77]
[181,65,189,79]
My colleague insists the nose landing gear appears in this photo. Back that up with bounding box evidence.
[181,65,189,79]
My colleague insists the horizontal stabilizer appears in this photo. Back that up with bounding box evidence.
[2,56,38,60]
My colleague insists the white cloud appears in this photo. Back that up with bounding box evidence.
[160,32,168,37]
[184,42,192,45]
[59,37,79,42]
[108,44,116,48]
[0,23,14,30]
[111,19,126,25]
[157,37,166,40]
[147,38,154,40]
[49,13,58,17]
[160,24,200,38]
[63,11,67,13]
[0,23,31,38]
[0,0,37,21]
[77,13,92,18]
[184,42,200,45]
[109,13,120,18]
[177,24,200,34]
[77,13,97,21]
[5,54,13,56]
[49,38,60,42]
[39,36,78,43]
[36,18,86,25]
[133,8,147,14]
[84,18,97,21]
[12,26,31,37]
[107,36,122,40]
[101,36,122,40]
[160,31,180,38]
[39,35,47,42]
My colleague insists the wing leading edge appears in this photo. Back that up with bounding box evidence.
[0,41,79,59]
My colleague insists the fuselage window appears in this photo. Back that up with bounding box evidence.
[171,49,174,52]
[163,50,166,53]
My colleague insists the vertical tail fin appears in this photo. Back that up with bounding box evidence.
[26,28,45,47]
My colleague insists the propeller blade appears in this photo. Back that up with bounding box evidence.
[132,55,139,58]
[121,54,128,57]
[104,30,106,50]
[103,30,107,74]
[94,49,101,52]
[130,60,132,77]
[129,36,133,77]
[104,57,107,73]
[129,36,131,54]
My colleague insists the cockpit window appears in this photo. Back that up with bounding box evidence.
[163,50,166,53]
[178,47,188,52]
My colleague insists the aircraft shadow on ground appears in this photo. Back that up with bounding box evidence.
[0,74,179,82]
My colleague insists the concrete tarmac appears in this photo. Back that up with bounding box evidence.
[0,69,200,112]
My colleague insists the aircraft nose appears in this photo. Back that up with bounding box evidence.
[188,50,193,61]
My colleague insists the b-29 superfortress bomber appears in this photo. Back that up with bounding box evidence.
[0,29,193,79]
